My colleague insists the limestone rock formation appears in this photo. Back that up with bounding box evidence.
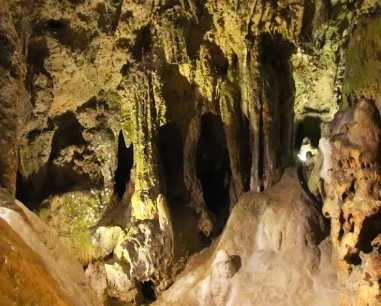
[0,194,100,306]
[153,169,337,306]
[1,0,381,304]
[320,98,381,306]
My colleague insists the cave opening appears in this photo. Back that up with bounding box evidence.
[158,122,189,204]
[114,131,134,199]
[141,280,156,303]
[196,113,231,232]
[294,116,322,150]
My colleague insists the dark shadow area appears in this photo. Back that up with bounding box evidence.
[158,122,206,259]
[26,37,52,107]
[294,116,322,150]
[16,171,34,205]
[132,25,152,61]
[185,4,213,59]
[231,255,242,272]
[161,64,196,127]
[46,19,91,51]
[300,0,316,42]
[141,280,156,303]
[196,113,231,233]
[27,38,49,74]
[357,209,381,254]
[204,42,229,76]
[16,112,99,210]
[114,131,134,199]
[48,112,93,193]
[158,122,189,204]
[257,34,295,188]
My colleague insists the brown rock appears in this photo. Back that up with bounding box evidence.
[320,98,381,306]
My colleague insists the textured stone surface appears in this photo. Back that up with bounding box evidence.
[0,196,100,306]
[320,98,381,306]
[1,0,381,304]
[153,169,337,306]
[343,13,381,110]
[0,1,28,195]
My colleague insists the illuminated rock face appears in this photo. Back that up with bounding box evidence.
[153,169,337,306]
[0,196,100,306]
[1,0,381,304]
[320,99,381,306]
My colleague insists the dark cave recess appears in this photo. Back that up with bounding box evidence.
[114,130,134,199]
[196,113,231,233]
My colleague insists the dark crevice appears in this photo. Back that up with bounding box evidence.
[345,253,362,266]
[141,280,156,303]
[27,37,49,74]
[111,0,124,32]
[338,211,345,241]
[245,20,255,46]
[357,209,381,254]
[156,0,179,12]
[300,0,316,42]
[132,25,152,61]
[158,122,189,205]
[15,171,34,206]
[196,113,231,234]
[120,62,133,76]
[114,131,134,199]
[47,19,67,30]
[341,192,348,202]
[50,113,86,158]
[242,115,252,192]
[258,101,265,192]
[231,53,239,70]
[205,42,229,76]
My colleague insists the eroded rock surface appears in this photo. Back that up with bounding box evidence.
[1,0,381,304]
[320,98,381,306]
[154,169,337,306]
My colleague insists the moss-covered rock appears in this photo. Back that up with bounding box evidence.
[39,189,111,264]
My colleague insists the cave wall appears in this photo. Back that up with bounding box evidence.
[320,98,381,305]
[1,0,381,304]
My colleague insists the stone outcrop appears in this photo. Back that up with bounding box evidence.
[0,194,100,306]
[153,169,336,306]
[320,98,381,306]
